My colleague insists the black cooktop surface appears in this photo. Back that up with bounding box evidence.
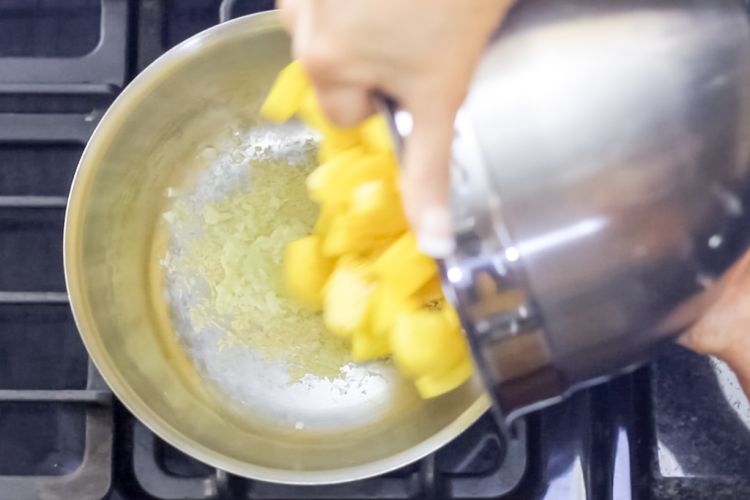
[1,2,749,499]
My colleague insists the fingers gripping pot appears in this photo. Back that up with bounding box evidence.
[388,0,750,424]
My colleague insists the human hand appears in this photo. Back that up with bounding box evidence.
[277,0,516,257]
[680,249,750,398]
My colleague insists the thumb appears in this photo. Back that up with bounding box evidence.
[399,98,458,259]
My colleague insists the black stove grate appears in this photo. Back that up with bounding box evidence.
[121,415,528,500]
[124,413,527,500]
[0,0,128,92]
[0,3,120,498]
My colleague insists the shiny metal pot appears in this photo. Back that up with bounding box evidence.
[398,0,750,424]
[64,12,488,484]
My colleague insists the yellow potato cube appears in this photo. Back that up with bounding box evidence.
[305,149,353,203]
[323,259,374,338]
[317,139,342,164]
[355,152,399,182]
[260,61,311,123]
[311,151,398,205]
[310,152,398,205]
[374,233,438,298]
[314,201,345,236]
[349,180,408,235]
[414,357,474,399]
[390,309,467,379]
[369,282,419,338]
[442,302,462,330]
[283,235,333,309]
[350,180,391,214]
[317,134,372,164]
[414,276,444,306]
[306,147,367,204]
[352,330,391,362]
[364,242,393,261]
[322,215,395,256]
[359,114,394,153]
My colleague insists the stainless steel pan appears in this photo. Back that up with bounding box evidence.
[64,11,488,484]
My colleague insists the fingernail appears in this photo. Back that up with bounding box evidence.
[417,206,455,259]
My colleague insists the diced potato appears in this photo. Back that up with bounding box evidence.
[374,233,438,298]
[283,235,333,309]
[352,330,391,362]
[328,217,408,256]
[308,152,398,205]
[318,179,408,257]
[349,180,390,214]
[306,147,366,203]
[369,282,418,338]
[268,60,475,399]
[323,259,374,338]
[322,214,396,256]
[355,152,399,182]
[359,115,394,153]
[314,201,345,235]
[414,357,474,399]
[317,135,370,164]
[260,61,311,123]
[349,180,408,235]
[320,181,407,257]
[414,276,444,306]
[442,302,462,330]
[316,140,340,164]
[321,216,366,256]
[364,242,393,261]
[390,309,466,378]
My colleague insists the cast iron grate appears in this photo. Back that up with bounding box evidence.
[0,4,119,498]
[127,413,527,500]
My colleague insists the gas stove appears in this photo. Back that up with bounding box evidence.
[1,2,749,499]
